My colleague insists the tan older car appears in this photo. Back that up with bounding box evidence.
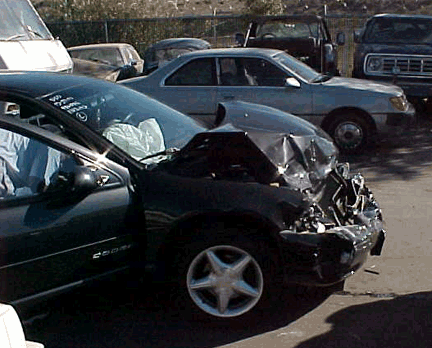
[68,43,144,80]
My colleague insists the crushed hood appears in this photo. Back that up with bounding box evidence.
[214,101,338,190]
[247,130,337,191]
[165,101,338,192]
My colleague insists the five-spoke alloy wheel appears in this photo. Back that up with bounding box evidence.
[186,245,264,318]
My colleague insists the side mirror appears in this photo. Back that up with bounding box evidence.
[353,29,361,44]
[73,166,99,194]
[336,32,345,46]
[285,77,301,88]
[235,33,245,46]
[45,166,99,208]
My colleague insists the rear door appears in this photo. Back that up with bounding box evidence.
[157,57,218,127]
[0,121,139,304]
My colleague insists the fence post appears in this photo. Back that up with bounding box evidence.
[104,20,109,43]
[213,9,217,46]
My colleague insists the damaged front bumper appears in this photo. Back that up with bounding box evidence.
[278,170,385,287]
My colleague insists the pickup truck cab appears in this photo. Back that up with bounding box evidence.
[352,13,432,110]
[236,15,345,75]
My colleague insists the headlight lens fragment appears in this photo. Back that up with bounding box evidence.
[390,95,408,111]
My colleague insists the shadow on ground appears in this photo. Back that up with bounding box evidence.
[296,291,432,348]
[340,113,432,182]
[24,282,332,348]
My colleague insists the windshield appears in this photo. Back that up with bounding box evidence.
[273,51,321,82]
[0,0,52,41]
[256,20,320,39]
[364,17,432,44]
[42,83,206,160]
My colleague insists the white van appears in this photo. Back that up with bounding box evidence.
[0,0,73,72]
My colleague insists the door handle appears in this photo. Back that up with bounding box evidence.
[222,95,235,100]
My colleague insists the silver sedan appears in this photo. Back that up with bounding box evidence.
[122,48,415,154]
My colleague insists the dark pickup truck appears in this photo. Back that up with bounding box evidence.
[236,15,345,75]
[352,13,432,110]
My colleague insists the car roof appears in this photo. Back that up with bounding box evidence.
[372,13,432,20]
[251,14,324,23]
[0,71,112,98]
[147,38,211,51]
[179,47,283,59]
[68,43,134,51]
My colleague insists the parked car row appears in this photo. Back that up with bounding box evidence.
[0,71,385,322]
[67,38,211,81]
[66,14,424,154]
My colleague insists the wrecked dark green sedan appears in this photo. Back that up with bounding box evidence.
[0,72,384,321]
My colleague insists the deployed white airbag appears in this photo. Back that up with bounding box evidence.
[103,118,165,160]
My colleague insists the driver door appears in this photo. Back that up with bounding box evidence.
[0,122,139,304]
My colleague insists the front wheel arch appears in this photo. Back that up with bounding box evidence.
[159,214,283,268]
[321,108,376,154]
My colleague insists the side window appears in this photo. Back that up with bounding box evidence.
[165,58,216,86]
[0,101,65,137]
[73,49,95,61]
[125,47,141,62]
[0,128,77,199]
[99,49,124,66]
[243,58,288,87]
[219,58,257,86]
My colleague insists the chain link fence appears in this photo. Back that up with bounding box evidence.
[47,14,370,77]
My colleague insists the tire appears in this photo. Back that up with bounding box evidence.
[171,229,278,323]
[326,112,373,154]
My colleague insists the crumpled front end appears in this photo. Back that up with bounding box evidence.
[238,129,385,286]
[278,162,385,286]
[158,121,384,287]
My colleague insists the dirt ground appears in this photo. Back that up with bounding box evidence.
[25,113,432,348]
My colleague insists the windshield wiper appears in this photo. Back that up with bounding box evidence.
[5,34,26,41]
[5,27,44,41]
[139,147,180,162]
[27,27,44,39]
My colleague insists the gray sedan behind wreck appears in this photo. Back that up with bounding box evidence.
[123,47,415,154]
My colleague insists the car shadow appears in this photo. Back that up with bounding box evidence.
[295,291,432,348]
[340,113,432,182]
[24,281,333,348]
